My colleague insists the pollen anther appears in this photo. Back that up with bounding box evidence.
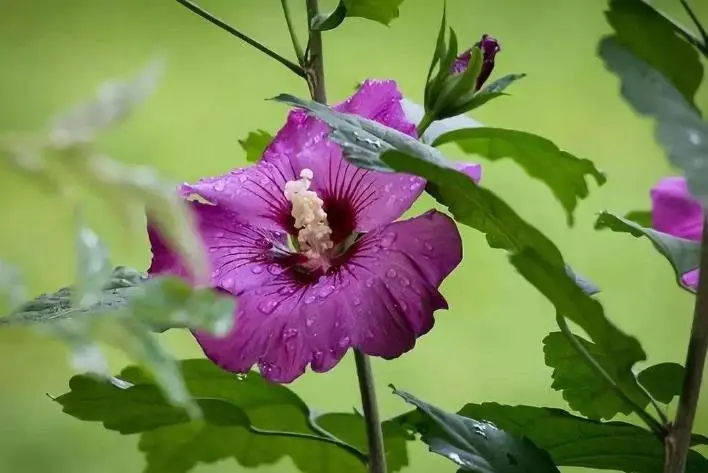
[284,168,333,258]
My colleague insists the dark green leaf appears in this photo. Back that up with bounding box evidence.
[56,360,385,473]
[238,129,273,163]
[637,362,685,404]
[625,210,652,227]
[604,0,704,106]
[0,261,25,317]
[394,388,560,473]
[542,331,648,420]
[451,403,708,473]
[433,128,606,226]
[599,37,708,204]
[312,0,404,30]
[595,211,700,289]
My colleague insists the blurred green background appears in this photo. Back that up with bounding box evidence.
[1,0,707,472]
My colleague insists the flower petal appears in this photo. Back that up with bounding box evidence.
[148,202,288,293]
[193,210,462,383]
[650,176,703,241]
[455,162,482,183]
[262,79,426,240]
[180,159,296,233]
[681,269,699,292]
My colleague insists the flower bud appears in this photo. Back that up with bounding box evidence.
[451,35,500,91]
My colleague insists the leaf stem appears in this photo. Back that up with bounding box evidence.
[305,0,327,103]
[174,0,306,78]
[679,0,708,54]
[280,0,305,66]
[664,217,708,473]
[555,313,666,436]
[251,425,368,462]
[354,350,388,473]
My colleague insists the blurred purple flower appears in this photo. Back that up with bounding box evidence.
[651,176,702,291]
[451,34,501,90]
[148,80,476,383]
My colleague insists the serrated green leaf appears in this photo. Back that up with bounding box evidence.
[542,331,648,420]
[0,260,25,317]
[604,0,704,106]
[238,129,273,163]
[595,211,700,290]
[312,0,404,30]
[625,209,652,227]
[637,362,685,404]
[393,388,560,473]
[599,37,708,204]
[434,127,606,226]
[448,403,708,473]
[55,359,412,473]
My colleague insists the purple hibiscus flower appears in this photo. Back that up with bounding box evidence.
[148,80,478,383]
[651,176,703,291]
[451,34,501,90]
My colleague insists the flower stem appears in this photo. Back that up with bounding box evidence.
[555,312,666,437]
[174,0,306,78]
[679,0,708,55]
[416,113,434,138]
[664,217,708,473]
[305,0,327,103]
[280,0,305,66]
[354,350,388,473]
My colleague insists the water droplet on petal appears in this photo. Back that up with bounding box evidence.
[283,328,298,339]
[380,232,397,248]
[251,265,264,274]
[399,276,411,286]
[386,268,397,278]
[424,241,434,251]
[365,277,376,288]
[319,285,335,298]
[353,297,362,306]
[306,316,315,327]
[278,286,296,296]
[257,299,280,315]
[338,336,351,348]
[398,300,408,311]
[304,294,316,304]
[214,181,226,191]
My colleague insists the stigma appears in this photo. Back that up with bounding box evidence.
[284,168,333,258]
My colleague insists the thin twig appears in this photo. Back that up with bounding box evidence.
[664,217,708,473]
[305,0,327,103]
[174,0,306,78]
[280,0,305,66]
[555,313,666,437]
[354,350,388,473]
[679,0,708,52]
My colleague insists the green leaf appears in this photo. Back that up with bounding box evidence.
[625,210,652,227]
[433,127,606,226]
[453,73,527,114]
[312,0,404,30]
[401,98,483,145]
[238,129,273,163]
[637,362,685,404]
[595,211,700,289]
[73,222,112,307]
[448,403,708,473]
[313,413,411,471]
[599,37,708,204]
[604,0,704,106]
[0,260,25,317]
[56,359,411,473]
[543,331,648,420]
[393,388,560,472]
